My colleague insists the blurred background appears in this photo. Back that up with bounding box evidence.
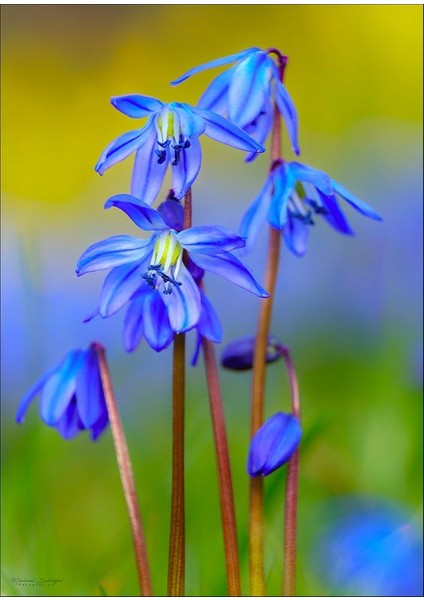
[1,5,422,596]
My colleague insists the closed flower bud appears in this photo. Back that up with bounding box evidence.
[221,335,282,371]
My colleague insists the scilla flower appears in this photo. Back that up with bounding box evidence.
[76,194,268,337]
[171,47,299,160]
[95,95,264,205]
[221,335,282,371]
[240,160,382,256]
[248,412,302,477]
[16,344,109,440]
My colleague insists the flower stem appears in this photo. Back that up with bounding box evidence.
[249,54,287,596]
[167,188,192,596]
[93,342,153,596]
[202,335,241,596]
[278,346,301,597]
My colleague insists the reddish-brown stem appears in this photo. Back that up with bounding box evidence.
[249,53,287,596]
[202,335,241,596]
[94,343,153,596]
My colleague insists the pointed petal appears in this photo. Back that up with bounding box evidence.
[76,236,154,275]
[174,104,206,138]
[268,166,295,229]
[197,291,222,343]
[283,214,310,257]
[75,348,104,428]
[40,350,85,426]
[157,199,184,231]
[190,333,202,367]
[143,292,174,351]
[289,162,333,195]
[95,127,149,175]
[313,191,354,235]
[111,94,163,118]
[55,400,84,440]
[123,290,147,352]
[191,106,265,153]
[244,98,273,163]
[171,136,202,199]
[197,68,234,113]
[330,179,383,221]
[190,251,268,298]
[178,225,245,254]
[16,364,59,423]
[131,124,168,205]
[228,51,270,127]
[261,415,302,476]
[273,76,300,155]
[105,195,168,230]
[239,174,273,250]
[171,47,259,85]
[161,263,201,333]
[90,410,109,441]
[100,260,147,317]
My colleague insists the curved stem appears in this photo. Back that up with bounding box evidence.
[167,188,192,596]
[94,343,153,596]
[249,54,287,596]
[202,335,241,596]
[278,346,301,597]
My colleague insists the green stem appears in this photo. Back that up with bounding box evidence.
[249,53,287,596]
[94,343,153,596]
[202,335,241,596]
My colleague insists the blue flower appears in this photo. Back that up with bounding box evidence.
[16,344,109,441]
[171,47,299,160]
[76,194,269,339]
[221,335,282,371]
[248,412,302,477]
[95,95,265,204]
[314,498,423,596]
[240,160,383,255]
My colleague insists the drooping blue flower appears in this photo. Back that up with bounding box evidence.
[16,344,109,441]
[313,497,423,596]
[171,47,299,160]
[221,335,282,371]
[95,95,265,204]
[76,194,269,340]
[248,412,302,477]
[240,160,383,255]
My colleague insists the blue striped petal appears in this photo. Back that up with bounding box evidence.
[190,106,265,153]
[330,179,383,221]
[76,236,154,275]
[161,263,201,333]
[95,124,152,175]
[273,75,300,156]
[197,292,222,343]
[268,166,295,230]
[178,226,245,254]
[131,123,169,205]
[157,199,184,231]
[289,162,333,195]
[171,47,259,85]
[105,195,168,231]
[75,348,104,428]
[90,410,109,441]
[314,191,354,235]
[239,174,274,251]
[123,289,148,352]
[190,251,268,298]
[228,51,270,127]
[55,400,84,440]
[143,292,174,351]
[100,260,148,317]
[171,136,202,200]
[283,214,310,257]
[197,68,234,113]
[16,363,60,423]
[244,97,274,162]
[174,104,206,138]
[111,94,163,118]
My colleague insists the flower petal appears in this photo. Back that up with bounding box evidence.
[239,174,274,250]
[190,251,269,298]
[95,127,149,175]
[283,214,310,257]
[289,162,333,196]
[105,195,168,231]
[273,75,300,156]
[178,225,245,254]
[76,235,154,275]
[330,179,383,221]
[111,94,163,118]
[16,364,59,423]
[221,335,282,371]
[40,350,85,426]
[171,47,259,85]
[174,104,207,138]
[190,106,265,153]
[161,263,201,333]
[171,136,202,199]
[157,199,184,231]
[197,291,222,343]
[313,191,354,235]
[75,348,105,429]
[131,123,169,205]
[268,166,295,230]
[100,260,147,318]
[123,290,147,352]
[228,51,270,127]
[90,410,109,441]
[55,400,84,440]
[143,291,174,351]
[197,68,234,113]
[248,412,302,477]
[244,98,274,163]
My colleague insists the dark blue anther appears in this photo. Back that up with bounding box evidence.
[155,149,167,165]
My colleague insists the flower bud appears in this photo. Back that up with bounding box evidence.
[221,335,281,371]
